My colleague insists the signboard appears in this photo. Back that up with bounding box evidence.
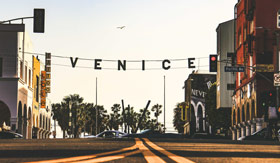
[224,66,245,72]
[255,64,274,72]
[274,73,280,86]
[45,53,51,93]
[41,71,46,108]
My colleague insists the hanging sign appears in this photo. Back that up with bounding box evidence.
[69,57,196,70]
[41,71,46,108]
[45,53,51,93]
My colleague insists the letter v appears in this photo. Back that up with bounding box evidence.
[70,57,78,68]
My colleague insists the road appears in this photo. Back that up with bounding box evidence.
[0,138,279,163]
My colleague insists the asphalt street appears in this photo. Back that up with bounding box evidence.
[0,138,279,163]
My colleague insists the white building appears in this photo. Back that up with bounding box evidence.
[0,24,51,139]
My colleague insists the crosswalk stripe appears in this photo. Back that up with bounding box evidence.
[143,138,195,163]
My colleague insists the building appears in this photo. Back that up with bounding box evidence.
[0,24,33,138]
[183,70,216,135]
[216,19,235,110]
[0,24,51,139]
[231,0,280,140]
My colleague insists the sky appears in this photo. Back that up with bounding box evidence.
[0,0,237,132]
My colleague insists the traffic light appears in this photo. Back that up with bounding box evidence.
[267,90,276,106]
[260,90,275,108]
[209,55,218,72]
[34,9,45,33]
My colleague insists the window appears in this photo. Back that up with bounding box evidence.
[20,60,23,79]
[28,69,31,87]
[24,65,27,83]
[243,26,247,41]
[249,56,253,77]
[250,21,254,34]
[0,58,2,77]
[238,28,242,46]
[277,10,280,28]
[36,75,39,102]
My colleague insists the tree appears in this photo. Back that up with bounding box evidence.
[96,105,108,133]
[123,106,138,133]
[63,94,84,138]
[52,103,69,138]
[52,94,86,138]
[173,103,185,133]
[78,103,95,136]
[137,108,151,131]
[151,104,162,127]
[205,84,231,135]
[108,104,122,130]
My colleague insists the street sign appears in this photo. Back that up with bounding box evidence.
[274,73,280,86]
[255,64,274,72]
[224,66,245,72]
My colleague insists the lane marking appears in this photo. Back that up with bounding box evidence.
[143,138,195,163]
[135,138,166,163]
[25,144,138,163]
[70,150,141,163]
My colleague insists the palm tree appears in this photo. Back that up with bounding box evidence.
[63,94,84,138]
[151,104,162,127]
[137,108,151,131]
[108,104,121,130]
[96,105,108,133]
[52,103,69,138]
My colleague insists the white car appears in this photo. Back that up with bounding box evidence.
[84,130,127,138]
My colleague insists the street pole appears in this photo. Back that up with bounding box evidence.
[69,101,72,138]
[276,32,279,122]
[128,105,130,134]
[164,75,166,133]
[95,77,98,135]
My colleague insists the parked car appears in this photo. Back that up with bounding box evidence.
[85,130,127,138]
[238,128,280,141]
[0,131,23,139]
[122,129,183,138]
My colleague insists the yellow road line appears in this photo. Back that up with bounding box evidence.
[70,150,141,163]
[135,138,166,163]
[25,144,138,163]
[143,138,195,163]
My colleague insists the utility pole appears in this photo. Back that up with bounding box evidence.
[121,100,125,133]
[95,77,98,135]
[128,105,130,134]
[164,75,166,133]
[69,101,72,138]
